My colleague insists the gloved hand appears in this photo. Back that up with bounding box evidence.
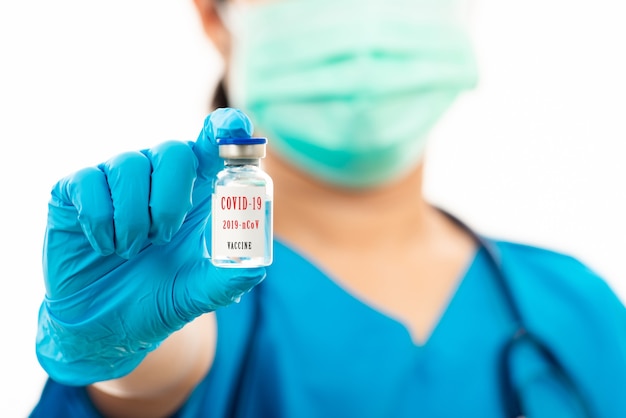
[36,108,266,386]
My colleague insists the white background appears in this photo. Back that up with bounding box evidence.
[1,0,625,416]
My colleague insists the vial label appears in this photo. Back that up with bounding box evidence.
[212,186,268,261]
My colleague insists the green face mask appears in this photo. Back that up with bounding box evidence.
[225,0,478,188]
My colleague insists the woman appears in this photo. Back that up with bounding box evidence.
[31,0,626,417]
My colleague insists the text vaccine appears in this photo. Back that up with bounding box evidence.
[212,137,273,267]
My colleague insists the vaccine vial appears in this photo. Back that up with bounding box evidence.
[211,137,273,267]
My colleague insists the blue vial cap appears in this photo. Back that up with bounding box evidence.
[216,137,267,146]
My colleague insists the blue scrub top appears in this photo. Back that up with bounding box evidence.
[30,239,626,417]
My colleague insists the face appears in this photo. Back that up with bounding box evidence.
[196,0,478,189]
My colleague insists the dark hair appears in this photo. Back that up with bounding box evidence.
[211,0,229,109]
[212,79,230,109]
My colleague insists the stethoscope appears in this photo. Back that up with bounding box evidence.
[225,210,594,418]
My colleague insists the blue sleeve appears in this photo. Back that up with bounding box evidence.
[30,379,103,418]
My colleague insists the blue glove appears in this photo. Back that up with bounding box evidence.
[36,108,266,386]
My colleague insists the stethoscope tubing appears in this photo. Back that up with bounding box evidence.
[226,210,594,418]
[444,210,593,418]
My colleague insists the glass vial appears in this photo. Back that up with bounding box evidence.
[211,137,273,267]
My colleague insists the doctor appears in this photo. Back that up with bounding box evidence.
[32,0,626,417]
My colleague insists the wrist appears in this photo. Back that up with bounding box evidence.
[91,313,216,398]
[87,313,216,417]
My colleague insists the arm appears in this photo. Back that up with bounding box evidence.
[36,110,265,416]
[88,314,216,418]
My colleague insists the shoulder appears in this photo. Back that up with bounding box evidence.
[478,237,626,347]
[489,238,620,309]
[493,238,593,280]
[486,237,625,334]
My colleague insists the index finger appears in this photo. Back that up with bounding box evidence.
[192,108,254,183]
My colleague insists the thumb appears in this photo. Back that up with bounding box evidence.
[192,108,254,183]
[173,259,266,321]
